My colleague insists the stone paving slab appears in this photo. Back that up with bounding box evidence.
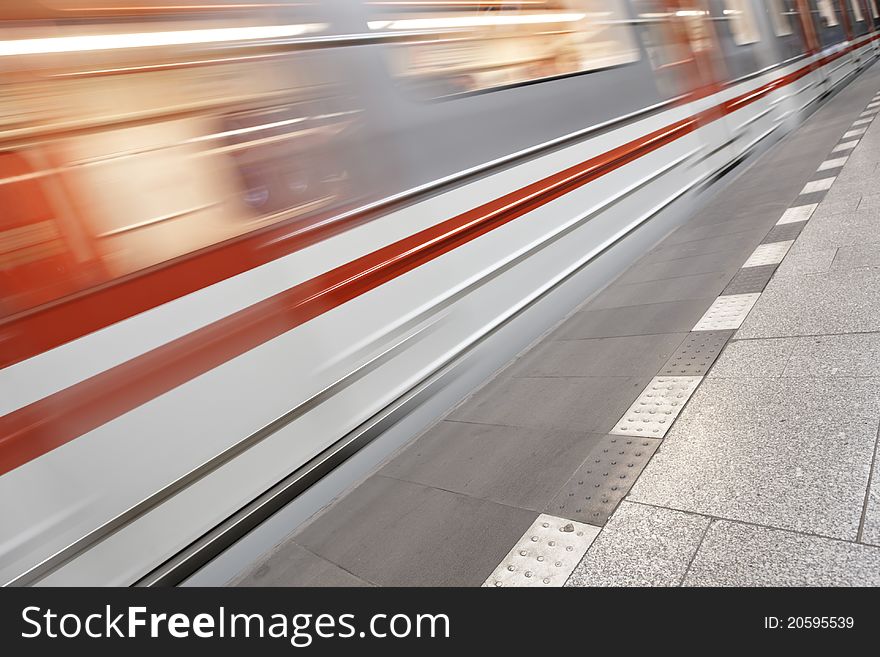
[627,376,880,541]
[684,521,880,586]
[564,502,709,587]
[736,268,880,338]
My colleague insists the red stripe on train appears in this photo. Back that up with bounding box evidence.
[0,37,877,475]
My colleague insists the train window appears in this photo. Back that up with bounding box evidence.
[816,0,840,26]
[0,1,372,317]
[723,0,761,46]
[768,0,794,36]
[872,0,879,19]
[368,1,642,97]
[849,0,865,20]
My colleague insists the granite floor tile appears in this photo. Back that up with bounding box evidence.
[684,521,880,586]
[737,268,880,338]
[564,502,710,587]
[628,376,880,540]
[707,337,795,378]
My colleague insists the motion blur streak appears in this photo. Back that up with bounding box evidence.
[1,0,879,586]
[0,24,326,57]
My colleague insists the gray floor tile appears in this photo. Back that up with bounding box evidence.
[684,521,880,586]
[737,268,880,338]
[707,337,795,378]
[564,502,710,587]
[809,198,861,219]
[640,232,766,265]
[615,250,746,286]
[550,298,716,340]
[380,421,604,511]
[509,333,686,378]
[858,194,880,211]
[448,375,651,434]
[235,543,374,587]
[772,246,837,278]
[629,376,880,540]
[295,476,537,586]
[588,271,731,310]
[664,220,772,246]
[794,209,880,250]
[832,241,880,270]
[784,333,880,377]
[861,447,880,546]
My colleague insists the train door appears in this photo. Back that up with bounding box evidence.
[0,149,107,318]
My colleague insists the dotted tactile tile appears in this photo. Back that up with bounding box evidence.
[692,293,761,331]
[742,240,793,268]
[799,178,835,195]
[722,265,775,296]
[610,376,702,438]
[482,514,600,587]
[762,223,805,244]
[817,156,849,171]
[659,330,734,376]
[777,204,817,225]
[547,436,660,526]
[832,140,859,152]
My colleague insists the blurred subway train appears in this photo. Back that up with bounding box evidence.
[1,0,878,585]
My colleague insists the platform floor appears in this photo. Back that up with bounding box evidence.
[235,61,880,587]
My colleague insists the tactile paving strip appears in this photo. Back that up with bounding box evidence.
[482,514,600,587]
[610,375,702,438]
[777,204,817,225]
[659,330,733,375]
[742,240,793,267]
[817,156,849,170]
[799,178,835,195]
[722,265,775,295]
[547,436,660,526]
[832,140,859,152]
[762,223,805,244]
[692,293,761,331]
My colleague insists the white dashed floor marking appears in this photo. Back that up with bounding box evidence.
[777,203,817,225]
[799,177,835,194]
[833,140,859,152]
[742,240,794,267]
[817,156,848,171]
[692,293,761,331]
[483,515,600,587]
[610,376,702,438]
[482,91,878,588]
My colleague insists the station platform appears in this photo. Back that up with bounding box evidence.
[234,64,880,587]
